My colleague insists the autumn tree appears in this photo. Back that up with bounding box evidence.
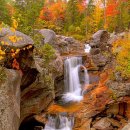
[40,1,66,26]
[116,0,130,32]
[105,0,130,32]
[14,0,44,35]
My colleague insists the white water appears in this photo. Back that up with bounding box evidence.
[84,44,91,53]
[62,57,89,103]
[44,115,74,130]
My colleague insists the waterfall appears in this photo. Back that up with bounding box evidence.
[84,44,91,53]
[62,57,89,103]
[44,115,74,130]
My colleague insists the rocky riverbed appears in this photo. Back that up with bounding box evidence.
[0,28,130,130]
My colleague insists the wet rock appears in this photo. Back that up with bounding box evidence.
[39,29,56,44]
[51,51,64,78]
[93,117,111,130]
[0,69,22,130]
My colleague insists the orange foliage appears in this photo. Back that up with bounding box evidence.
[106,2,119,17]
[12,59,20,70]
[77,0,86,14]
[106,0,129,17]
[40,2,66,22]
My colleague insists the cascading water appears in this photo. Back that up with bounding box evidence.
[44,115,74,130]
[62,57,89,103]
[44,57,89,130]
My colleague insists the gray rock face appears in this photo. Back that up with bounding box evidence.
[0,69,22,130]
[87,30,112,70]
[20,53,64,122]
[92,53,108,67]
[55,35,84,54]
[107,81,130,97]
[39,29,56,44]
[0,28,34,48]
[92,30,110,44]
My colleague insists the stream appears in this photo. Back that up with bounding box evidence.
[44,56,89,130]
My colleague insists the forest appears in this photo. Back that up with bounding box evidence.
[0,0,130,40]
[0,0,130,130]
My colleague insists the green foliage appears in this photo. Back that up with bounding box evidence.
[68,25,75,34]
[14,0,44,35]
[65,0,79,26]
[32,33,44,46]
[38,43,56,64]
[112,34,130,79]
[72,34,85,41]
[0,0,11,25]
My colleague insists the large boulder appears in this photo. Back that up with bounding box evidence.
[20,52,64,122]
[106,81,130,98]
[92,30,110,44]
[39,29,56,44]
[0,28,33,48]
[86,30,112,70]
[0,69,22,130]
[55,35,84,55]
[0,28,34,71]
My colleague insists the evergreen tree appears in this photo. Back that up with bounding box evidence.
[0,0,11,25]
[14,0,44,35]
[65,0,79,26]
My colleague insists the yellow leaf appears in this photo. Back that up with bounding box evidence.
[10,27,16,32]
[0,56,4,60]
[1,41,5,45]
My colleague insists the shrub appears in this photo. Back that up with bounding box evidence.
[112,34,130,78]
[38,43,56,65]
[72,34,85,41]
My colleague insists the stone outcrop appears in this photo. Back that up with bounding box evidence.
[55,35,84,55]
[0,28,34,71]
[20,50,64,123]
[0,28,35,130]
[107,81,130,98]
[0,28,129,130]
[86,30,112,71]
[39,29,56,44]
[0,28,34,48]
[0,69,22,130]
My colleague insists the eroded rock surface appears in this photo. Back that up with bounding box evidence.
[0,69,22,130]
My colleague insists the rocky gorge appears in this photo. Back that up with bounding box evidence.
[0,28,130,130]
